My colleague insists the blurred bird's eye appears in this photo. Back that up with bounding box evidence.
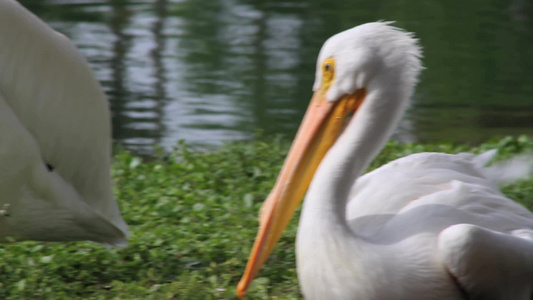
[320,58,336,94]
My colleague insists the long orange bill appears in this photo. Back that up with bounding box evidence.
[237,88,366,298]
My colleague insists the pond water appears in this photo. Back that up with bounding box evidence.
[21,0,533,155]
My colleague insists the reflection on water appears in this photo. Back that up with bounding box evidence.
[21,0,533,155]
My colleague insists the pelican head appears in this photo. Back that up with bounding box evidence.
[237,22,422,298]
[314,22,422,106]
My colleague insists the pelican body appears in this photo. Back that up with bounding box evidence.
[0,0,127,246]
[237,22,533,299]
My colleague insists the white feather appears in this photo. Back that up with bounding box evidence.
[0,0,127,246]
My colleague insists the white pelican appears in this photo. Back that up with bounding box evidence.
[0,0,128,246]
[237,22,533,299]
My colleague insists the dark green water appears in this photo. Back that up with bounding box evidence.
[21,0,533,154]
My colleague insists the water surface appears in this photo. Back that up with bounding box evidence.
[21,0,533,154]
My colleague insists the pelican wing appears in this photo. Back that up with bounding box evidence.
[347,151,533,298]
[439,224,533,300]
[347,151,532,222]
[0,0,127,245]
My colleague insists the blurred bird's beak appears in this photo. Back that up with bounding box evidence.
[236,88,366,298]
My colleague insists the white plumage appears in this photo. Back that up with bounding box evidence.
[299,152,533,299]
[0,0,127,246]
[238,22,533,299]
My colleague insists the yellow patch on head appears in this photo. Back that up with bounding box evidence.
[320,57,335,95]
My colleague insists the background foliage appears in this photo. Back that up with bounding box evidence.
[0,136,532,299]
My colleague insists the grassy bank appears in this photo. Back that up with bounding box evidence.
[0,136,532,299]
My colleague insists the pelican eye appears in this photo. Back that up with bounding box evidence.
[320,57,335,94]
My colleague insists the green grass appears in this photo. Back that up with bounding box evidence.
[0,136,532,299]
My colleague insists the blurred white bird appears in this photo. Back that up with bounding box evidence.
[238,22,533,299]
[0,0,128,246]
